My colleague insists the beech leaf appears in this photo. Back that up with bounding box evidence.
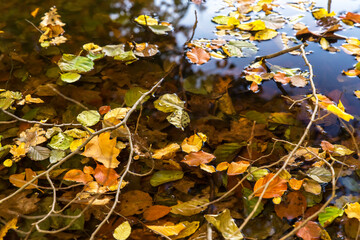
[205,209,243,240]
[186,47,210,65]
[113,221,131,240]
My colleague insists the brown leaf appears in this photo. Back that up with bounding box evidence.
[9,168,38,189]
[82,132,120,168]
[118,190,153,216]
[94,164,119,186]
[274,191,307,220]
[274,72,291,84]
[295,221,321,240]
[143,205,171,221]
[290,75,308,87]
[321,140,334,152]
[253,173,288,198]
[182,151,216,167]
[186,47,210,65]
[63,169,93,184]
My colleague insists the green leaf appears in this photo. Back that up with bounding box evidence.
[247,167,269,181]
[50,150,66,163]
[228,40,258,57]
[214,143,246,162]
[172,221,200,240]
[154,93,185,113]
[48,133,73,150]
[205,209,243,240]
[318,206,344,226]
[183,75,214,95]
[76,110,101,127]
[27,146,51,161]
[245,110,269,124]
[166,109,190,130]
[64,208,84,230]
[242,188,264,218]
[307,167,332,183]
[270,65,300,76]
[113,51,138,64]
[170,198,209,216]
[102,44,126,57]
[150,170,184,187]
[124,87,149,107]
[113,221,131,240]
[58,54,94,73]
[60,72,81,83]
[148,25,172,35]
[224,44,243,57]
[269,112,297,125]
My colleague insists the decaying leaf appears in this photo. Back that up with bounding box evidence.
[295,221,321,240]
[118,190,152,216]
[146,222,186,237]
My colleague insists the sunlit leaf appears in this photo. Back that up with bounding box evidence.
[237,20,266,31]
[60,72,81,83]
[307,167,332,183]
[146,222,186,237]
[152,143,181,160]
[94,164,119,186]
[76,110,100,127]
[247,167,269,181]
[49,149,65,163]
[253,173,288,198]
[148,25,172,35]
[318,206,344,226]
[58,54,94,73]
[102,44,126,57]
[205,209,243,240]
[341,44,360,55]
[150,170,184,187]
[340,12,360,24]
[312,8,336,20]
[254,28,278,41]
[326,104,354,122]
[166,109,190,130]
[82,132,120,168]
[303,178,322,195]
[154,93,184,113]
[200,164,216,173]
[113,221,131,240]
[63,169,93,184]
[171,198,209,216]
[345,202,360,221]
[173,221,200,239]
[0,218,17,240]
[332,144,354,156]
[186,47,211,65]
[289,178,304,190]
[134,15,158,26]
[48,133,73,150]
[181,132,207,153]
[212,16,240,25]
[227,161,250,175]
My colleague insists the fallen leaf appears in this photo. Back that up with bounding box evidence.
[63,169,93,184]
[227,161,250,175]
[134,15,158,26]
[82,132,120,168]
[94,164,120,186]
[312,8,336,20]
[326,104,354,122]
[182,151,216,167]
[143,205,171,221]
[340,12,360,23]
[181,132,207,153]
[303,178,322,195]
[205,209,243,239]
[321,140,334,152]
[253,173,288,198]
[150,170,184,187]
[146,222,186,237]
[295,221,321,240]
[200,164,216,173]
[9,168,38,189]
[0,218,17,239]
[274,191,307,220]
[113,221,131,240]
[186,47,211,65]
[118,190,152,216]
[345,202,360,221]
[318,206,344,226]
[289,178,304,190]
[171,198,209,216]
[152,143,181,160]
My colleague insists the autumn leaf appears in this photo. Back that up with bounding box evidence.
[289,178,304,190]
[253,173,288,198]
[321,140,334,152]
[93,164,120,186]
[9,168,38,189]
[181,151,216,166]
[181,132,207,153]
[186,47,211,65]
[227,161,250,175]
[0,218,17,240]
[152,143,180,160]
[274,191,307,220]
[143,205,171,221]
[254,28,278,41]
[326,104,354,122]
[237,20,266,31]
[340,12,360,23]
[63,169,93,184]
[200,164,216,173]
[82,132,120,168]
[345,202,360,221]
[312,8,335,20]
[295,221,321,240]
[134,15,158,26]
[205,209,243,239]
[118,190,152,216]
[146,222,186,237]
[113,221,131,240]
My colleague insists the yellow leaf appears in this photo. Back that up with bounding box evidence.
[0,218,17,240]
[345,202,360,221]
[326,104,354,122]
[152,143,180,160]
[355,90,360,99]
[320,38,330,50]
[245,74,262,84]
[108,180,128,191]
[113,221,131,240]
[134,15,158,26]
[227,161,250,175]
[31,8,39,18]
[338,100,345,111]
[346,37,360,46]
[237,20,266,31]
[104,107,130,125]
[289,178,304,190]
[210,51,227,59]
[254,29,278,41]
[278,169,291,180]
[200,164,216,173]
[181,132,207,153]
[312,8,336,20]
[341,44,360,55]
[70,138,86,152]
[147,222,186,237]
[82,132,120,168]
[216,162,229,171]
[272,197,282,204]
[83,43,102,52]
[3,159,13,167]
[10,142,27,158]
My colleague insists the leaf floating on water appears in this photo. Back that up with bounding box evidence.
[181,132,207,153]
[76,110,100,127]
[254,28,278,41]
[154,93,184,113]
[312,8,336,20]
[58,54,94,73]
[227,161,250,175]
[134,15,158,26]
[186,47,211,65]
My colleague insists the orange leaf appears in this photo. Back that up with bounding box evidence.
[295,221,321,240]
[289,178,304,190]
[143,205,171,221]
[216,162,229,171]
[9,168,38,189]
[320,140,334,152]
[186,47,210,65]
[200,164,216,173]
[83,166,95,174]
[250,81,259,92]
[63,169,93,184]
[99,105,111,115]
[94,164,120,186]
[227,161,250,175]
[274,72,291,84]
[82,132,120,168]
[341,12,360,23]
[181,151,215,166]
[253,173,288,198]
[343,69,360,76]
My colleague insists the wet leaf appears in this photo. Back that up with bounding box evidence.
[125,87,149,107]
[148,25,172,35]
[60,72,81,83]
[274,191,307,220]
[332,144,354,156]
[154,93,184,113]
[166,109,190,130]
[289,178,304,190]
[260,15,286,30]
[150,170,184,187]
[58,54,94,73]
[303,178,322,195]
[48,133,73,150]
[102,44,126,57]
[227,161,250,175]
[200,164,216,173]
[171,198,209,216]
[318,206,344,226]
[243,188,264,218]
[82,132,120,168]
[253,173,288,198]
[186,47,211,65]
[205,209,243,240]
[152,143,181,160]
[143,205,171,221]
[295,221,321,240]
[146,222,186,237]
[133,43,159,57]
[341,44,360,55]
[214,142,245,162]
[134,15,158,26]
[172,221,200,239]
[63,169,93,184]
[254,28,278,41]
[212,16,240,25]
[77,110,100,127]
[94,164,120,186]
[237,20,266,31]
[345,202,360,221]
[290,75,308,87]
[340,12,360,23]
[0,218,17,239]
[227,40,258,57]
[307,167,332,183]
[312,8,335,20]
[247,167,269,181]
[181,132,207,153]
[113,221,131,240]
[9,168,38,189]
[118,190,152,216]
[182,151,215,167]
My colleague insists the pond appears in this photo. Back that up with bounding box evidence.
[0,0,360,239]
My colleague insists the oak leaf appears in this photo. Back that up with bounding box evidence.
[82,132,120,168]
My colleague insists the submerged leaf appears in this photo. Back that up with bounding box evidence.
[171,198,209,216]
[150,170,184,187]
[58,54,94,73]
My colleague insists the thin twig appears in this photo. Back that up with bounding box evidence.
[46,84,89,110]
[255,43,307,62]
